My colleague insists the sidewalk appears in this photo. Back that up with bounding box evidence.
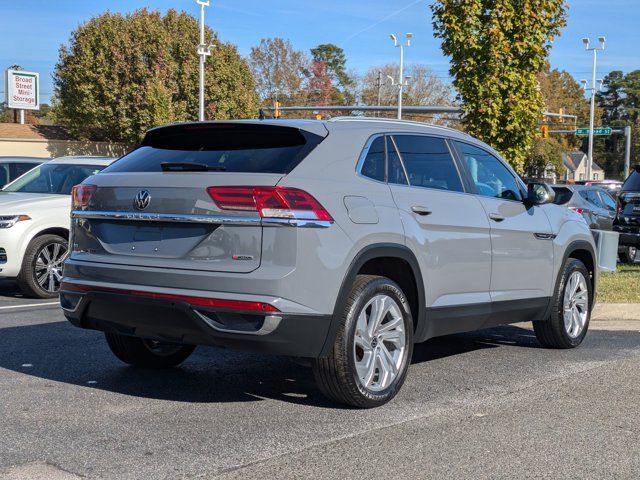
[590,303,640,330]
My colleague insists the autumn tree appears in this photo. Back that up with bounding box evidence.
[311,43,354,104]
[360,63,452,115]
[54,9,258,144]
[249,37,310,107]
[431,0,567,172]
[307,61,333,107]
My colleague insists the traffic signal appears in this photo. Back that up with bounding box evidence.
[541,125,549,139]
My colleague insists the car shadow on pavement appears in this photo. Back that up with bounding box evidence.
[0,319,542,408]
[0,279,23,298]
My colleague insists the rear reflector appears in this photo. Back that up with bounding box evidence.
[569,207,585,215]
[207,186,333,221]
[72,184,97,208]
[60,282,279,313]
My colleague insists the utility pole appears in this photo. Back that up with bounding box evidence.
[376,71,383,117]
[388,33,412,119]
[196,0,213,121]
[581,36,605,181]
[624,125,632,179]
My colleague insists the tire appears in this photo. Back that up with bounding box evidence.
[533,258,592,349]
[619,246,637,264]
[313,275,414,408]
[16,234,68,299]
[105,332,196,369]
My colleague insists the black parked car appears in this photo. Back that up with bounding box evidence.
[613,165,640,263]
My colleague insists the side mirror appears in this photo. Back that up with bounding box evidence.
[527,182,555,206]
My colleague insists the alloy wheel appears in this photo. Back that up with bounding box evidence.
[563,271,589,338]
[353,294,407,392]
[34,241,67,293]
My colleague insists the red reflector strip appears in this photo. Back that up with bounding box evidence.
[60,282,279,313]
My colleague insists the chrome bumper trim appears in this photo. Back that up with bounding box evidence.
[193,310,282,336]
[72,210,332,228]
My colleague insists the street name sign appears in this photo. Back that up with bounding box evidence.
[575,127,612,137]
[5,69,40,110]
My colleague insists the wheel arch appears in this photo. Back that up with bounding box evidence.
[562,239,597,307]
[319,243,426,357]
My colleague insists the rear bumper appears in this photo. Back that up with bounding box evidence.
[61,288,333,358]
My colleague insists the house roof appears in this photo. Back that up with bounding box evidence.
[563,151,603,172]
[0,123,74,141]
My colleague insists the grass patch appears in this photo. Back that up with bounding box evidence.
[598,264,640,303]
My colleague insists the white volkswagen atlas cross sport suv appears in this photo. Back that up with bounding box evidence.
[0,156,114,298]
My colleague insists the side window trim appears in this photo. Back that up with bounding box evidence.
[450,139,526,203]
[355,133,387,184]
[388,135,411,186]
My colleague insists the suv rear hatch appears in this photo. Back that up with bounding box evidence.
[70,122,327,273]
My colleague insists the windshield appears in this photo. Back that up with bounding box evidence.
[2,163,105,195]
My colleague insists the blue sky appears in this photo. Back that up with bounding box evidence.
[1,0,639,104]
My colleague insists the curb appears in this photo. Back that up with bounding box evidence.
[592,303,640,321]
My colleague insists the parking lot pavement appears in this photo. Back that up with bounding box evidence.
[0,293,639,479]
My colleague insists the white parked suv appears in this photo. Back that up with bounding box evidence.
[0,156,114,298]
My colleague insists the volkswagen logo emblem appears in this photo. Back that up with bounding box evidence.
[134,190,151,210]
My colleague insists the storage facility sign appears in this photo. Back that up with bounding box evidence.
[5,69,39,110]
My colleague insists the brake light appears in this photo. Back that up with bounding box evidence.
[569,207,584,215]
[207,186,333,221]
[72,184,97,208]
[60,282,279,313]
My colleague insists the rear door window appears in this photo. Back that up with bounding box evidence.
[105,124,324,174]
[392,135,463,192]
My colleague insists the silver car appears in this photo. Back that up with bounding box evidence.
[61,118,597,408]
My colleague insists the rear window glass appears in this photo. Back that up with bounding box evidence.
[622,169,640,191]
[105,123,324,174]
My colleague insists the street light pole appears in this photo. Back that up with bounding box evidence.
[389,33,412,120]
[197,0,213,121]
[581,36,605,181]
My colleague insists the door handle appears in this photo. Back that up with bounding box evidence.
[489,213,505,222]
[411,206,432,216]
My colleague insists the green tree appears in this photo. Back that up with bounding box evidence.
[54,9,257,144]
[598,70,640,178]
[431,0,567,172]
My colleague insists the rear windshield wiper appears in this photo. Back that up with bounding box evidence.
[160,162,226,172]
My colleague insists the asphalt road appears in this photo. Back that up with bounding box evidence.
[1,282,639,479]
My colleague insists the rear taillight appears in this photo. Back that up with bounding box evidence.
[569,207,584,215]
[207,186,333,222]
[72,184,96,208]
